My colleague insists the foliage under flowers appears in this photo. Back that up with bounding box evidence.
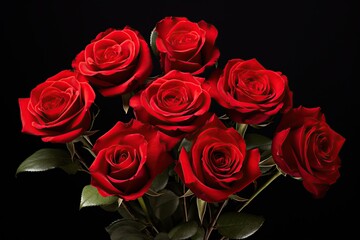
[16,16,346,239]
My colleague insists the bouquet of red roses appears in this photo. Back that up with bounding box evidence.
[16,16,345,239]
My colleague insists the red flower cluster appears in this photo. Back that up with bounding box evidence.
[17,16,345,239]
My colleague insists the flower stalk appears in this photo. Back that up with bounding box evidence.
[138,197,159,234]
[183,183,189,222]
[204,199,229,240]
[238,169,283,213]
[80,135,96,158]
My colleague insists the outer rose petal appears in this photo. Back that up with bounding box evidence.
[175,115,261,203]
[154,16,220,76]
[89,119,174,201]
[203,58,293,125]
[72,27,153,97]
[176,144,261,203]
[130,70,212,139]
[272,106,346,198]
[18,70,95,143]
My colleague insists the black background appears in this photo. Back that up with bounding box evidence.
[3,0,359,239]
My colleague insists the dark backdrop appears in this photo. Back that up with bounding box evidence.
[3,0,358,239]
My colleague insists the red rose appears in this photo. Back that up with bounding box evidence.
[89,119,174,201]
[203,58,293,125]
[174,115,261,203]
[153,16,220,76]
[72,27,153,97]
[129,70,212,139]
[271,106,346,198]
[18,70,95,143]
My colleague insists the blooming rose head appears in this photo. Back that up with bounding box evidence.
[129,70,212,140]
[89,119,175,201]
[203,58,293,125]
[271,106,346,198]
[174,114,261,203]
[72,27,153,97]
[18,70,96,143]
[152,16,220,76]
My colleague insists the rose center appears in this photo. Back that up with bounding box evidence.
[213,151,226,166]
[164,94,182,105]
[168,31,199,50]
[42,95,65,110]
[115,150,129,163]
[104,45,121,60]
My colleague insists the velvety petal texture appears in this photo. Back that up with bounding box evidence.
[89,119,174,201]
[174,114,261,203]
[154,16,220,76]
[203,58,293,125]
[18,70,96,143]
[271,106,346,198]
[72,27,153,97]
[130,70,212,140]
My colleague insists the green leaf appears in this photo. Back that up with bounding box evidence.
[150,27,159,56]
[106,218,147,233]
[148,189,179,220]
[191,227,205,240]
[155,233,170,240]
[178,138,192,152]
[106,218,149,240]
[100,200,120,212]
[151,167,169,192]
[80,185,119,209]
[109,230,149,240]
[146,188,164,197]
[260,149,271,159]
[15,148,79,175]
[244,133,272,151]
[216,212,265,239]
[168,220,198,240]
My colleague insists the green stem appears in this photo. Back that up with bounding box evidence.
[80,135,96,158]
[81,135,93,147]
[74,151,90,172]
[238,170,283,213]
[204,199,229,240]
[183,183,188,222]
[120,202,136,220]
[138,197,150,217]
[138,197,159,234]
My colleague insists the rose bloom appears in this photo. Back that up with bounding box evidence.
[130,70,212,139]
[203,58,293,125]
[271,106,346,198]
[89,119,175,201]
[18,70,95,143]
[175,114,261,203]
[153,16,220,76]
[72,27,153,97]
